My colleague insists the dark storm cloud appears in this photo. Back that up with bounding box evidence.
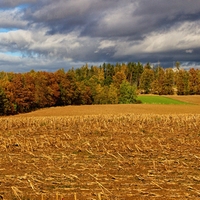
[0,0,37,8]
[0,0,200,71]
[134,1,200,29]
[23,0,123,34]
[81,0,200,38]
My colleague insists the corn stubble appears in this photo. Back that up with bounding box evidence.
[0,114,200,199]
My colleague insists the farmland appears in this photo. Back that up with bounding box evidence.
[1,97,200,199]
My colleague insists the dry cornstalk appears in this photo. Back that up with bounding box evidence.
[74,193,77,200]
[151,181,163,189]
[88,173,98,180]
[135,144,142,152]
[56,192,59,200]
[28,179,35,191]
[41,193,44,200]
[96,181,112,195]
[98,193,102,200]
[107,151,121,162]
[188,186,200,195]
[11,186,22,200]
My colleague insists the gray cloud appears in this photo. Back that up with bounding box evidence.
[0,0,200,72]
[0,0,37,8]
[0,9,27,29]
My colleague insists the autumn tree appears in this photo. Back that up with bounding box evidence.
[0,73,13,114]
[113,71,126,88]
[0,87,9,115]
[93,84,107,104]
[23,72,37,110]
[139,67,154,94]
[176,69,189,95]
[197,70,200,94]
[34,71,50,108]
[45,72,60,106]
[188,68,199,95]
[151,67,165,94]
[107,84,118,104]
[175,61,180,70]
[5,73,31,113]
[91,66,104,85]
[163,68,174,95]
[72,81,92,105]
[92,83,118,104]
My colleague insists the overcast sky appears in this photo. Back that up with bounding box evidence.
[0,0,200,72]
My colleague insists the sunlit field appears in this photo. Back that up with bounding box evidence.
[137,95,191,105]
[1,96,200,199]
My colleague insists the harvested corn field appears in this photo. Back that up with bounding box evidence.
[15,104,200,117]
[0,113,200,199]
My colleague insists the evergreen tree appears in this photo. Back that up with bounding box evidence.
[103,63,115,86]
[126,62,143,86]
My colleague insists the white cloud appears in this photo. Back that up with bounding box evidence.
[98,40,116,50]
[0,27,102,71]
[0,28,84,58]
[114,21,200,57]
[185,49,193,53]
[0,52,73,72]
[181,62,200,70]
[0,8,27,28]
[0,53,21,62]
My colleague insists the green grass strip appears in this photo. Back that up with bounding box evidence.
[137,95,192,105]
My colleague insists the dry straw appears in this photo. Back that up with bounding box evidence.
[0,113,200,199]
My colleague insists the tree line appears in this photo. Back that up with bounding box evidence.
[0,62,199,115]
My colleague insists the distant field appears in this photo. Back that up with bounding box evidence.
[137,95,191,105]
[165,95,200,105]
[16,103,200,118]
[15,104,200,117]
[12,95,199,118]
